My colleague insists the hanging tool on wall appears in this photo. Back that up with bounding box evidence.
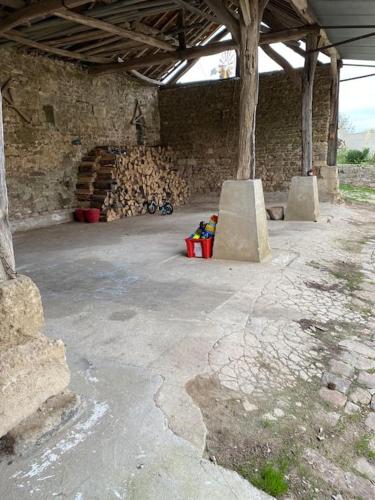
[1,77,31,124]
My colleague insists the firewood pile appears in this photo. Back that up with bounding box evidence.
[75,146,189,222]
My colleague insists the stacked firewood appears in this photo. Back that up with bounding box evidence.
[75,146,189,222]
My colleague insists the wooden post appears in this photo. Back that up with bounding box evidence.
[301,33,319,176]
[327,56,340,166]
[0,90,16,280]
[237,0,269,180]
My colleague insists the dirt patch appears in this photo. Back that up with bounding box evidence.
[304,281,342,292]
[186,375,345,498]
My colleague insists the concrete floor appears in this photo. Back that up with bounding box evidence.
[1,195,374,499]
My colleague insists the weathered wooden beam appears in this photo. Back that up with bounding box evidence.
[237,0,259,180]
[0,0,90,35]
[327,55,340,166]
[165,27,230,84]
[2,30,110,63]
[204,0,240,42]
[289,0,339,59]
[177,9,186,50]
[54,8,176,52]
[259,24,319,45]
[262,44,301,89]
[173,0,218,23]
[90,40,237,74]
[90,23,318,72]
[301,33,319,176]
[129,70,164,86]
[237,0,270,180]
[0,0,24,8]
[0,91,16,280]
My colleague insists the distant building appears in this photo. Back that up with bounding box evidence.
[339,130,375,152]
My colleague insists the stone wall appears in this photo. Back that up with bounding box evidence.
[0,48,160,220]
[159,66,331,193]
[339,165,375,188]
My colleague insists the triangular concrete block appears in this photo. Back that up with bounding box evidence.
[285,176,320,221]
[213,179,271,262]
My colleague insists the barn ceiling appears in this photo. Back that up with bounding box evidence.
[0,1,366,83]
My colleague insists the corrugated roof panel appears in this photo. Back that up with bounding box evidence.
[310,0,375,60]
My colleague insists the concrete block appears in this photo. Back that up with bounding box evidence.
[0,275,44,349]
[213,179,271,262]
[285,176,320,221]
[0,390,80,456]
[318,165,340,202]
[0,337,70,438]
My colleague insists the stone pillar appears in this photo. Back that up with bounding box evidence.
[318,165,341,202]
[0,276,71,438]
[213,179,271,262]
[0,90,15,280]
[0,89,72,443]
[285,176,320,221]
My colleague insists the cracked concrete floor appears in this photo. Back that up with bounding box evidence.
[1,195,374,499]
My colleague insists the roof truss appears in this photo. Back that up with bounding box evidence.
[0,0,335,82]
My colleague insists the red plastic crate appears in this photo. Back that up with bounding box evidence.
[185,238,213,259]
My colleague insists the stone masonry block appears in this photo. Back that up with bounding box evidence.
[0,275,44,349]
[0,337,70,438]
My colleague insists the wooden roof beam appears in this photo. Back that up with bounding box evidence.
[0,0,90,35]
[89,24,319,74]
[54,8,176,52]
[262,44,301,89]
[90,40,238,74]
[259,24,319,45]
[0,0,25,8]
[289,0,339,58]
[204,0,240,42]
[173,0,218,23]
[2,30,109,63]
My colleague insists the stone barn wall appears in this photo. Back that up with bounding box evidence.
[339,164,375,188]
[159,66,331,193]
[0,48,160,221]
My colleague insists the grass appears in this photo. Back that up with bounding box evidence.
[329,260,364,292]
[260,419,274,429]
[340,183,375,205]
[355,435,375,460]
[239,462,289,497]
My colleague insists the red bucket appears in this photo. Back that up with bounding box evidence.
[185,238,213,259]
[85,208,100,223]
[75,208,86,222]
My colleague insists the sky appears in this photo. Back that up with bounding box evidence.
[168,40,375,134]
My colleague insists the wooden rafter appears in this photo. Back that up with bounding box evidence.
[262,44,301,89]
[3,30,109,63]
[259,24,319,45]
[0,0,90,35]
[54,9,176,52]
[173,0,218,23]
[289,0,339,59]
[204,0,240,42]
[165,26,230,84]
[0,0,331,79]
[90,40,238,74]
[88,24,319,74]
[0,0,24,8]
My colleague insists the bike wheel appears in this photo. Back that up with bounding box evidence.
[163,202,173,215]
[147,201,157,214]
